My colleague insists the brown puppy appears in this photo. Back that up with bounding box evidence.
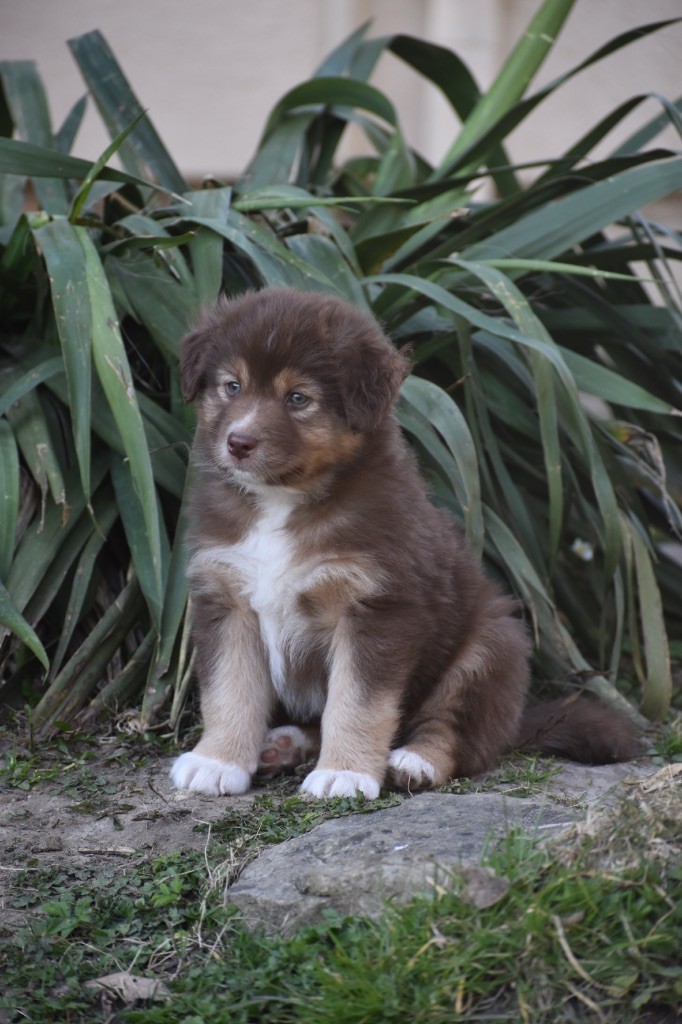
[171,288,634,799]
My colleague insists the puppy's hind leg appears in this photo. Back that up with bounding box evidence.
[388,737,452,792]
[257,724,320,777]
[389,600,530,791]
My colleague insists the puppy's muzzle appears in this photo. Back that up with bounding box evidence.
[228,431,258,461]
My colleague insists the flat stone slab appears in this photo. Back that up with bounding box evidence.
[227,790,579,935]
[541,760,655,806]
[227,760,661,935]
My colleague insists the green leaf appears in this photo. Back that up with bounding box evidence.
[612,93,682,156]
[234,189,407,213]
[54,94,87,155]
[435,17,681,179]
[185,187,232,308]
[479,258,650,283]
[260,77,397,145]
[0,60,69,213]
[400,375,483,553]
[3,386,66,509]
[461,157,682,263]
[286,234,369,307]
[449,259,565,563]
[69,109,149,220]
[33,219,92,501]
[111,455,169,631]
[0,578,48,672]
[32,576,144,731]
[435,0,576,176]
[106,248,197,360]
[372,270,623,574]
[628,517,673,720]
[0,357,64,418]
[314,21,371,77]
[177,209,342,294]
[560,347,680,415]
[0,136,164,191]
[75,227,164,612]
[49,499,118,680]
[0,419,19,580]
[153,465,194,680]
[68,30,186,194]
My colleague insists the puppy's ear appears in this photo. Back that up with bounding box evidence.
[179,327,211,403]
[340,328,411,433]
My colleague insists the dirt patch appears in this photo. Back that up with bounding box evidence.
[1,752,254,868]
[0,730,663,937]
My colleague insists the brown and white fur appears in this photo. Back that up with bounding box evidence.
[171,288,636,799]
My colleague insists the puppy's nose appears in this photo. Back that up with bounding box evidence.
[228,432,258,460]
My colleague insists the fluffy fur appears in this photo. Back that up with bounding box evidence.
[171,288,636,799]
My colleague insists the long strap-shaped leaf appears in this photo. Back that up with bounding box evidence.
[448,259,563,567]
[400,375,483,555]
[83,227,163,613]
[0,420,19,581]
[460,157,682,264]
[627,516,673,721]
[111,454,169,632]
[371,271,622,574]
[0,578,48,673]
[434,0,576,178]
[0,60,69,213]
[0,136,162,191]
[33,218,92,502]
[68,30,186,195]
[434,16,680,180]
[45,221,163,617]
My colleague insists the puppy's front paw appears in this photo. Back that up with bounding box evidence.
[388,747,436,791]
[300,769,380,800]
[171,752,251,796]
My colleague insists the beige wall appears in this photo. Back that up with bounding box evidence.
[2,0,681,194]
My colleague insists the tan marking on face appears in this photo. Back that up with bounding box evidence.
[272,369,322,403]
[280,423,364,486]
[197,358,250,422]
[217,357,250,391]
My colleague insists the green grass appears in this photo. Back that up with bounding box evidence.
[1,778,679,1024]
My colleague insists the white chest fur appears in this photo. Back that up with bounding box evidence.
[190,488,315,707]
[229,492,300,687]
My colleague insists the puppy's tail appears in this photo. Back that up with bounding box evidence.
[515,694,639,765]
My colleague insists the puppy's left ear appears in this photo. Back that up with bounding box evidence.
[339,320,411,433]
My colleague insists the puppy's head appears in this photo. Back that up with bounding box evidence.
[180,288,409,490]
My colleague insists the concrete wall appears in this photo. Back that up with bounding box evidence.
[2,0,680,195]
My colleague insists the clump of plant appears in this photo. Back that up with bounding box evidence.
[0,0,680,733]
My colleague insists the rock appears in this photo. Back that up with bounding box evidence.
[541,760,658,806]
[228,791,579,935]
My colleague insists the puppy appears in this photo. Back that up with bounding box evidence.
[171,288,635,799]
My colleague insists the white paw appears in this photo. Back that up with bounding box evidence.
[300,769,380,800]
[388,748,436,790]
[258,725,316,775]
[170,752,251,795]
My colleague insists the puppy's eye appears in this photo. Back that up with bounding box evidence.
[287,391,310,409]
[225,381,241,396]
